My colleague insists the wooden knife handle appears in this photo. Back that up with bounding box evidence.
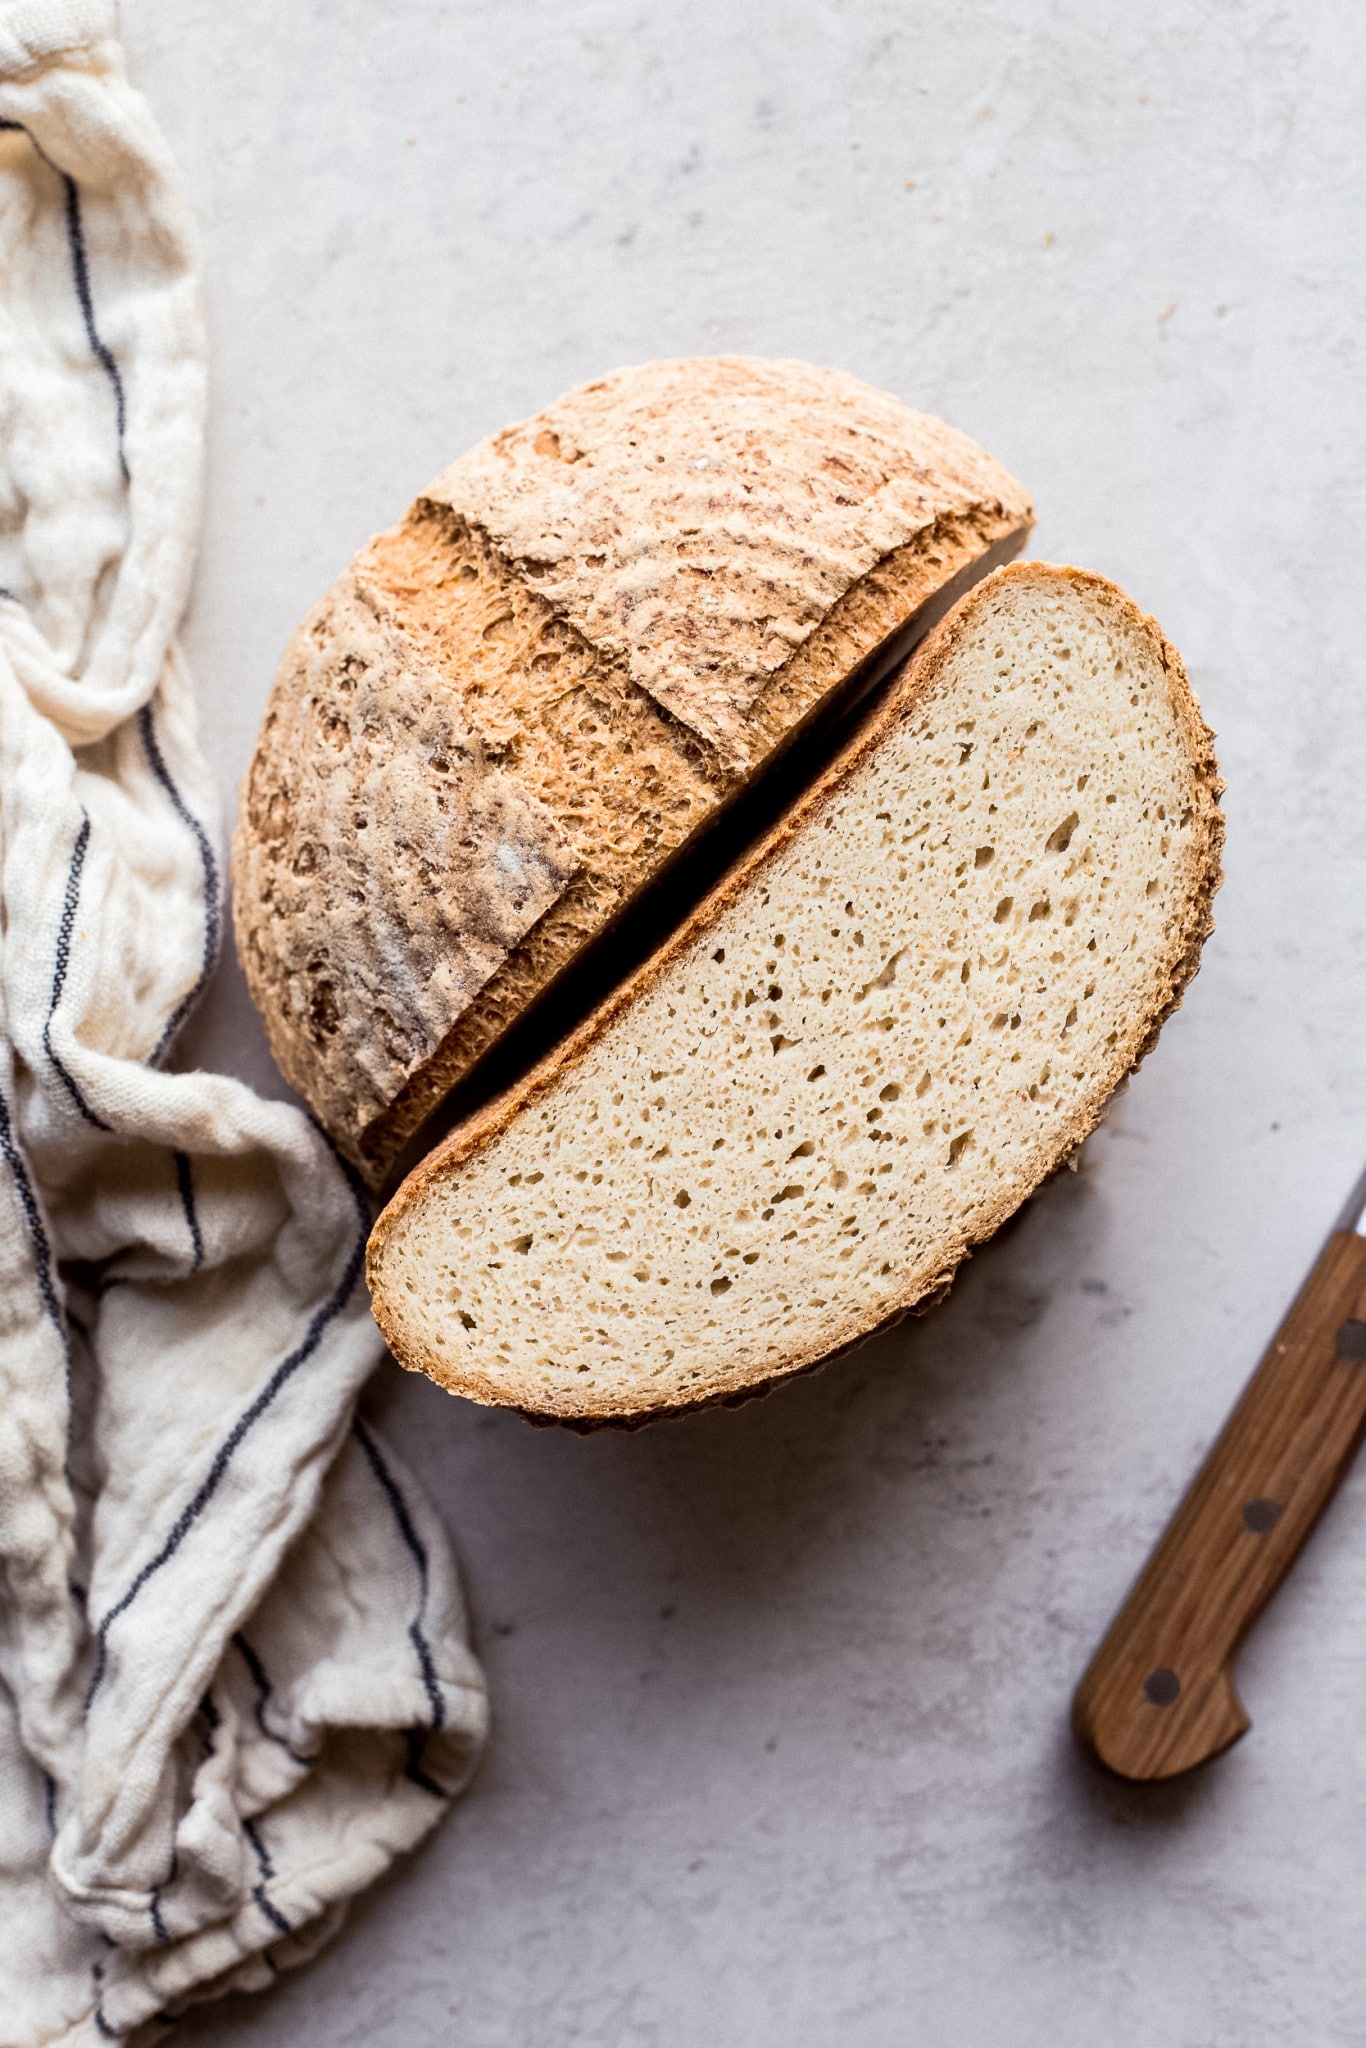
[1073,1227,1366,1781]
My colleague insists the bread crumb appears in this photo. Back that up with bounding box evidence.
[370,563,1222,1422]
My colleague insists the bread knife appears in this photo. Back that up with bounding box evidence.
[1073,1160,1366,1781]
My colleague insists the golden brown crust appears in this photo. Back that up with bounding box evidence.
[425,357,1034,764]
[231,576,579,1145]
[367,562,1224,1425]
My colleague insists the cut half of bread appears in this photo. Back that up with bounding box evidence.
[233,358,1031,1180]
[368,563,1223,1425]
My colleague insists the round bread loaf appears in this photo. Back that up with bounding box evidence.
[232,357,1033,1178]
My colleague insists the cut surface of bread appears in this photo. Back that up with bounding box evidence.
[368,564,1223,1425]
[233,357,1032,1178]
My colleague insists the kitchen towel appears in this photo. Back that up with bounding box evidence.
[0,6,488,2041]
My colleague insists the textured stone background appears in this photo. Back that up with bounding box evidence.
[124,0,1366,2040]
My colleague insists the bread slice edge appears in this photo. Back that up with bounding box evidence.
[367,563,1224,1424]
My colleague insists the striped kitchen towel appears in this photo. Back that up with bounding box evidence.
[0,6,487,2042]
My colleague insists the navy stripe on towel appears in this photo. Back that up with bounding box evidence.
[243,1817,292,1937]
[44,815,111,1131]
[404,1728,449,1801]
[242,1814,275,1882]
[59,156,128,478]
[0,1082,69,1362]
[85,1171,369,1705]
[352,1415,445,1734]
[197,1690,220,1764]
[233,1633,311,1767]
[173,1151,204,1270]
[139,707,223,1064]
[353,1413,455,1797]
[0,119,127,478]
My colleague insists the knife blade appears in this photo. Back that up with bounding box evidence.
[1072,1159,1366,1782]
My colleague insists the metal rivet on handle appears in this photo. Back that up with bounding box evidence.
[1241,1497,1281,1534]
[1143,1668,1181,1707]
[1335,1320,1366,1360]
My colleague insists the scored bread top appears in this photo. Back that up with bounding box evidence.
[234,358,1032,1175]
[424,357,1034,765]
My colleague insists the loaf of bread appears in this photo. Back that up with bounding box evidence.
[233,358,1033,1178]
[367,564,1223,1425]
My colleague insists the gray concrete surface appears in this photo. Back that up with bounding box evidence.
[122,0,1366,2040]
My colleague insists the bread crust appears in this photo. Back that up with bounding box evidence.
[367,562,1224,1426]
[425,357,1034,764]
[233,358,1032,1177]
